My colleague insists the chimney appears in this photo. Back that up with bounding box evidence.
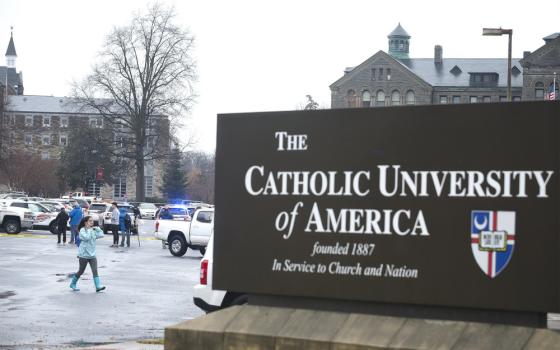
[434,45,443,64]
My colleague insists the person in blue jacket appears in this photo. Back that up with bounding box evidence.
[69,216,106,292]
[68,204,83,245]
[118,206,131,248]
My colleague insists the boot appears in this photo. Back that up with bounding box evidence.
[70,275,80,291]
[94,277,106,292]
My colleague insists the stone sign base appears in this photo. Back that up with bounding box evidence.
[164,305,560,349]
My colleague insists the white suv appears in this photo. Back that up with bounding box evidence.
[193,234,247,312]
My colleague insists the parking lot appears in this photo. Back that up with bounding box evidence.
[0,220,204,349]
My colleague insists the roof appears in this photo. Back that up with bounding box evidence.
[543,33,560,41]
[388,23,410,38]
[397,58,523,87]
[5,34,16,56]
[0,66,22,90]
[6,95,114,114]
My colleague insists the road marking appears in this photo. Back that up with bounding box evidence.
[0,233,158,240]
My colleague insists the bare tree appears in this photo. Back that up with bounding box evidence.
[73,3,196,201]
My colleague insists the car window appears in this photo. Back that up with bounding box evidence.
[169,208,186,215]
[11,202,27,209]
[196,211,213,223]
[139,203,157,209]
[90,204,107,211]
[27,203,47,212]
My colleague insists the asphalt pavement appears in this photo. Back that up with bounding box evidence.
[0,220,204,349]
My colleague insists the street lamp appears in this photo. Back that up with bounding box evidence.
[483,27,513,101]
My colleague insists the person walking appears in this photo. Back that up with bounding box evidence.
[119,206,130,248]
[68,204,83,245]
[55,207,69,245]
[109,202,120,247]
[69,216,106,292]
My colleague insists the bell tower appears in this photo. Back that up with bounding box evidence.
[388,23,410,60]
[5,26,17,68]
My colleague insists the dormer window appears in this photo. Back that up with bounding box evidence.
[450,65,462,75]
[469,73,498,87]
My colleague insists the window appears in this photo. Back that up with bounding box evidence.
[41,151,50,160]
[406,91,415,105]
[60,116,68,128]
[483,96,491,103]
[387,68,391,81]
[469,96,478,103]
[361,90,371,107]
[391,90,400,106]
[43,116,51,127]
[378,68,383,80]
[439,96,448,104]
[196,211,214,224]
[452,96,461,104]
[10,115,15,126]
[376,90,385,106]
[11,203,27,209]
[371,68,376,81]
[60,135,68,147]
[25,134,32,146]
[88,182,101,197]
[513,96,521,102]
[42,135,51,145]
[25,116,33,127]
[89,117,103,128]
[145,176,154,198]
[113,177,127,199]
[499,96,508,102]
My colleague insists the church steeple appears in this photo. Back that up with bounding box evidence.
[388,23,410,60]
[5,27,17,68]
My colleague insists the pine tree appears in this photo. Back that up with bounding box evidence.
[160,151,188,200]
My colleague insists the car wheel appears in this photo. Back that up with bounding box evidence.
[4,219,21,234]
[168,234,188,257]
[49,221,58,235]
[199,247,206,256]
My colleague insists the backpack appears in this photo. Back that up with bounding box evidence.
[124,214,132,229]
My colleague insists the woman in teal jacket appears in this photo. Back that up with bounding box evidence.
[69,216,106,292]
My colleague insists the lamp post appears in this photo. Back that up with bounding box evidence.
[483,27,513,101]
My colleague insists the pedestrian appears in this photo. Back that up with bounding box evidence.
[68,204,83,245]
[55,207,69,245]
[109,202,120,247]
[69,216,106,292]
[119,206,131,248]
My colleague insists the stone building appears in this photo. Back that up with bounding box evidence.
[0,33,167,200]
[330,24,560,108]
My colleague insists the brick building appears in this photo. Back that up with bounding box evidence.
[330,24,560,108]
[1,32,167,200]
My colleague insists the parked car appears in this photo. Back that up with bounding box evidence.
[88,202,112,229]
[98,203,138,234]
[193,234,247,312]
[0,200,54,233]
[138,202,157,219]
[0,207,34,234]
[154,208,214,257]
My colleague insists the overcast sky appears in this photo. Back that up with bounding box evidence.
[1,0,557,152]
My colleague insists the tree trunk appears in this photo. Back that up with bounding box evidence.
[136,157,145,202]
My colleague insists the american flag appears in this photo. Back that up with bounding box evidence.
[546,82,557,100]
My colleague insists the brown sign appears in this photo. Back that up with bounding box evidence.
[213,101,560,313]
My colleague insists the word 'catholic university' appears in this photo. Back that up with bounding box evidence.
[244,165,554,239]
[245,165,554,198]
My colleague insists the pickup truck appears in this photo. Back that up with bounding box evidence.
[193,234,247,312]
[154,208,214,257]
[0,208,34,234]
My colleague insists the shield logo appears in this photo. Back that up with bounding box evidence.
[471,211,515,278]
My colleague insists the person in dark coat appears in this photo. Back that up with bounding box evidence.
[55,207,69,245]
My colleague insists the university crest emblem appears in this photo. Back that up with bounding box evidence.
[471,211,515,278]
